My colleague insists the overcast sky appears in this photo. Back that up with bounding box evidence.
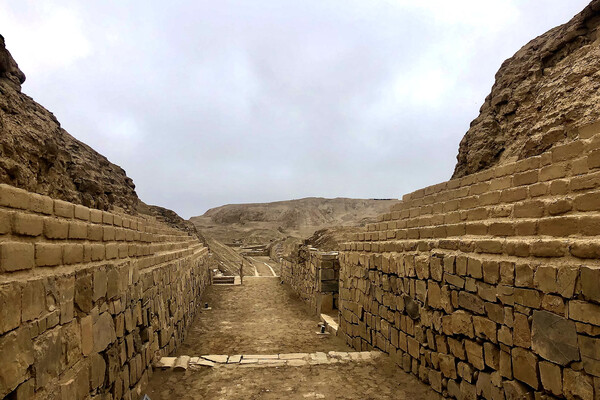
[0,0,591,218]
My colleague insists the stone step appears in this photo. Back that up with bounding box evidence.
[212,276,235,284]
[153,351,381,370]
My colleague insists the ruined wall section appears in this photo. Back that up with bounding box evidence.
[0,184,210,400]
[339,123,600,399]
[281,247,340,315]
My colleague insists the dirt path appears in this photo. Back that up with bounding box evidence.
[177,278,348,355]
[146,276,440,399]
[146,357,440,400]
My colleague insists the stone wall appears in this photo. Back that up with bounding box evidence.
[281,247,339,315]
[0,184,210,400]
[338,123,600,399]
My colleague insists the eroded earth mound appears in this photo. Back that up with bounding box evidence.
[454,0,600,178]
[0,35,138,212]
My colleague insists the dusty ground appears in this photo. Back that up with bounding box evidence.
[147,275,439,399]
[177,278,348,355]
[146,358,440,400]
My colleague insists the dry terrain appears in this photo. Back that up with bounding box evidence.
[191,197,398,246]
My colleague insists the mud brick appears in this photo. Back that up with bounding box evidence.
[529,182,548,197]
[28,193,53,215]
[103,226,116,241]
[547,198,572,215]
[538,216,578,236]
[514,200,544,218]
[513,170,538,186]
[35,243,62,267]
[574,191,600,211]
[580,215,600,235]
[53,199,74,218]
[552,140,584,162]
[90,209,102,223]
[571,171,600,191]
[489,222,514,236]
[500,187,528,203]
[0,242,34,271]
[588,149,600,169]
[0,184,29,209]
[549,179,569,195]
[540,163,568,181]
[63,244,84,264]
[12,212,43,236]
[530,240,568,257]
[475,239,503,254]
[73,205,90,221]
[102,211,114,225]
[68,221,88,239]
[43,218,69,239]
[88,224,103,241]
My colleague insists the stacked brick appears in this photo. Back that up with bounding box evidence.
[338,123,600,400]
[0,184,210,400]
[281,247,340,315]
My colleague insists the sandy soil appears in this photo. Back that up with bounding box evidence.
[176,278,349,355]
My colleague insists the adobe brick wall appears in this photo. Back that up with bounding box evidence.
[0,184,210,400]
[281,247,340,315]
[336,123,600,399]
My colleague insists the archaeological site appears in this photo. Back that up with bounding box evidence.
[1,1,600,399]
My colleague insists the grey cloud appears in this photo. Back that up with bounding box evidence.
[1,0,591,217]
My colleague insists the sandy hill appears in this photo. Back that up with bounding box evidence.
[190,197,399,245]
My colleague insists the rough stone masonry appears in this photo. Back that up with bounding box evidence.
[335,122,600,400]
[0,184,210,399]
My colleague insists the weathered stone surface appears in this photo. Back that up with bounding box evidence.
[90,353,106,389]
[33,327,62,389]
[578,335,600,377]
[511,347,538,389]
[539,361,562,397]
[563,369,594,400]
[93,312,116,353]
[0,327,34,397]
[0,282,21,334]
[21,279,45,322]
[531,310,579,365]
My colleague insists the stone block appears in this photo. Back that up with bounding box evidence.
[531,310,579,366]
[570,300,600,326]
[539,361,562,397]
[473,316,496,343]
[483,342,500,370]
[68,222,88,239]
[443,311,474,338]
[579,335,600,377]
[511,347,539,389]
[21,279,45,322]
[33,327,62,389]
[563,369,594,400]
[0,328,34,398]
[74,205,90,221]
[0,283,21,335]
[35,243,62,267]
[93,269,108,302]
[75,273,93,313]
[90,353,106,389]
[465,340,484,370]
[0,242,34,272]
[533,265,557,293]
[513,312,531,348]
[581,266,600,302]
[93,312,116,353]
[502,380,533,400]
[458,292,485,314]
